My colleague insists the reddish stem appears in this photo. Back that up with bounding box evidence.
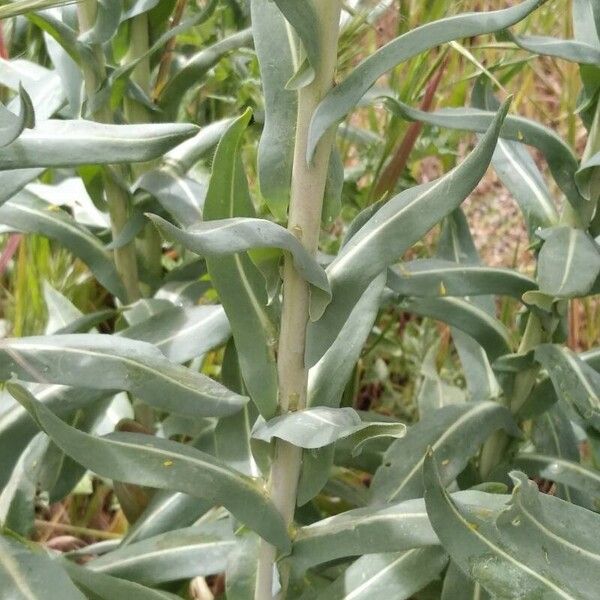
[0,234,22,278]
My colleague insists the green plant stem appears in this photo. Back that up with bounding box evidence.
[77,0,141,303]
[479,312,543,479]
[254,3,342,598]
[124,11,164,287]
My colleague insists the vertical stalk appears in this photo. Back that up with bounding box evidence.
[255,3,342,599]
[77,0,141,302]
[123,11,164,285]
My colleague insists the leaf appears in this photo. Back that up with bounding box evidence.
[0,120,198,170]
[423,453,580,599]
[513,453,600,509]
[306,99,510,366]
[251,0,296,220]
[289,490,509,574]
[86,523,237,585]
[0,334,247,418]
[0,85,35,147]
[0,535,85,599]
[149,215,330,296]
[314,548,448,600]
[537,227,600,297]
[388,260,536,299]
[399,296,512,362]
[535,344,600,430]
[370,402,520,504]
[0,0,76,19]
[442,561,490,600]
[573,0,600,47]
[79,0,122,44]
[9,384,290,550]
[62,562,179,600]
[252,407,405,450]
[386,98,585,215]
[0,433,49,535]
[307,0,543,159]
[202,111,278,418]
[225,533,260,600]
[307,272,385,409]
[576,150,600,203]
[0,190,126,300]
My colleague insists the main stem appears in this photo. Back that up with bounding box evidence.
[77,0,141,303]
[255,3,342,599]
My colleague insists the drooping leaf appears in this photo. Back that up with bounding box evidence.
[370,402,520,504]
[537,227,600,298]
[0,190,126,300]
[0,120,198,170]
[9,384,290,550]
[0,334,247,418]
[306,100,510,365]
[0,85,35,147]
[306,0,543,159]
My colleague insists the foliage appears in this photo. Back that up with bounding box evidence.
[0,0,599,599]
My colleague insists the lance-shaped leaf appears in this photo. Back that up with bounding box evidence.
[442,562,490,600]
[423,453,581,599]
[494,471,600,599]
[503,30,600,64]
[370,402,520,504]
[9,384,290,551]
[290,490,509,574]
[62,562,180,600]
[0,334,247,418]
[0,84,34,147]
[306,100,510,365]
[306,0,543,159]
[0,120,197,170]
[0,190,126,300]
[513,454,600,509]
[202,111,279,418]
[537,227,600,298]
[86,524,237,585]
[399,296,512,362]
[388,260,536,299]
[314,547,448,600]
[308,273,385,409]
[118,305,231,365]
[573,0,600,47]
[386,98,584,213]
[78,0,121,44]
[535,344,600,430]
[252,407,405,451]
[251,0,296,219]
[0,535,85,599]
[149,215,330,296]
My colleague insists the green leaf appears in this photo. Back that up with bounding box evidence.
[149,215,330,296]
[0,0,76,19]
[313,548,448,600]
[503,30,600,64]
[386,98,584,215]
[9,384,290,550]
[225,533,260,600]
[62,562,179,600]
[442,562,490,600]
[251,0,296,220]
[202,112,278,419]
[306,100,510,365]
[423,453,581,599]
[0,535,85,599]
[399,296,512,362]
[0,190,126,300]
[513,453,600,509]
[537,227,600,298]
[79,0,122,44]
[252,407,405,451]
[370,402,520,504]
[388,260,536,299]
[307,0,544,159]
[308,273,385,409]
[0,120,197,170]
[0,85,35,147]
[576,150,600,203]
[0,334,247,418]
[535,344,600,430]
[290,490,509,574]
[86,523,237,585]
[573,0,600,47]
[0,433,49,535]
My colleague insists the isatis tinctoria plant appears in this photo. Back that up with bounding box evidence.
[1,0,600,599]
